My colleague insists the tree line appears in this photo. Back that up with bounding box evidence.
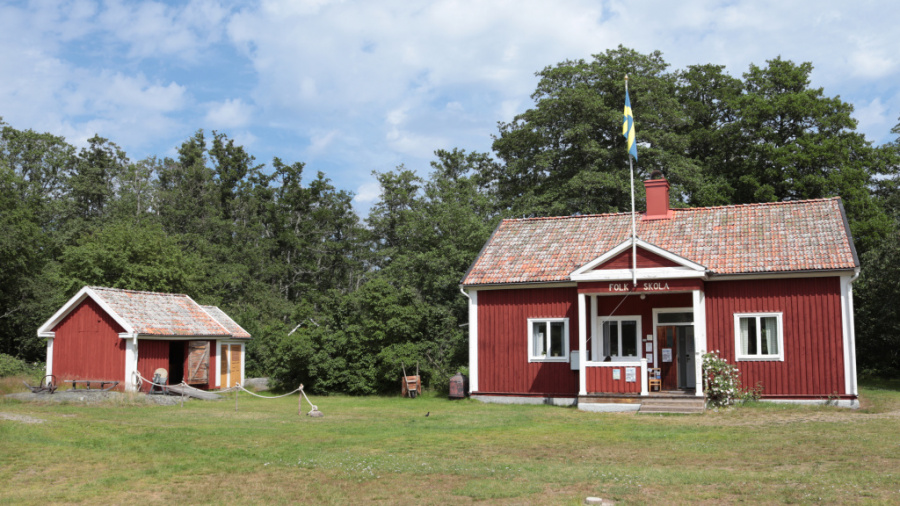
[1,46,898,391]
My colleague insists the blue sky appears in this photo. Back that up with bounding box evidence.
[2,0,899,214]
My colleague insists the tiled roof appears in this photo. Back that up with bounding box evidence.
[88,287,250,339]
[462,198,858,286]
[202,305,251,339]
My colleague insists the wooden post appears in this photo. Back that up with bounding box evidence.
[299,384,304,416]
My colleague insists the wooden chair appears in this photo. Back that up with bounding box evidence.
[648,368,662,392]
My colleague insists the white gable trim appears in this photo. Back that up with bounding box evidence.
[37,286,135,338]
[570,238,706,282]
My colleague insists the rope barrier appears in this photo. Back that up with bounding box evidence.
[235,383,302,399]
[132,371,321,416]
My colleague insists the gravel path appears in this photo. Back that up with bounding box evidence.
[0,412,46,424]
[5,390,189,405]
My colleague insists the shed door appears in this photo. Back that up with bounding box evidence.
[187,341,209,384]
[229,345,242,388]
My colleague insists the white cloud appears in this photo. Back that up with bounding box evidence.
[353,180,382,205]
[205,98,253,129]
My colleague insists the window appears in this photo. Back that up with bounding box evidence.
[734,313,784,361]
[528,318,569,362]
[600,316,641,361]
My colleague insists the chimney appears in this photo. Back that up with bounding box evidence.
[643,171,672,220]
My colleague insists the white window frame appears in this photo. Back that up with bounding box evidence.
[598,315,642,362]
[734,312,784,362]
[527,318,570,363]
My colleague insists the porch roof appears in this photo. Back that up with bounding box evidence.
[462,198,858,286]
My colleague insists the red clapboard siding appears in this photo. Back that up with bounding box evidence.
[705,277,844,396]
[52,298,126,382]
[586,367,642,393]
[138,340,169,393]
[477,288,578,395]
[593,248,679,270]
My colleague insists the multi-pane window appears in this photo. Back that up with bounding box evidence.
[600,317,640,361]
[734,313,784,361]
[528,318,569,362]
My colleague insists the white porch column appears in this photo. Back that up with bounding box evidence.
[124,334,138,392]
[590,295,597,362]
[692,289,706,398]
[467,290,479,393]
[640,358,648,395]
[578,292,587,396]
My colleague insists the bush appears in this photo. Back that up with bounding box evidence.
[0,353,44,379]
[702,351,761,408]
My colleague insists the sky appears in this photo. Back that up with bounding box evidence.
[2,0,899,214]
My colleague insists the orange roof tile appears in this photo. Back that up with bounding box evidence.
[462,198,858,286]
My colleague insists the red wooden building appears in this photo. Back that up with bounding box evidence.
[461,177,860,411]
[38,286,251,392]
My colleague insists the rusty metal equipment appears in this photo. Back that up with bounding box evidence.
[23,375,58,394]
[149,368,169,395]
[449,372,469,399]
[401,362,420,398]
[67,380,119,392]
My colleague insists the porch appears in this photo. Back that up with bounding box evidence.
[578,390,705,414]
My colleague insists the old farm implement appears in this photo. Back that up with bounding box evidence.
[401,363,421,398]
[23,375,58,394]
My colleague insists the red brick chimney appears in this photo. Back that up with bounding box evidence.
[643,171,673,220]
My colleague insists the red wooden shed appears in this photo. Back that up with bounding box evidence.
[38,286,251,392]
[461,177,860,411]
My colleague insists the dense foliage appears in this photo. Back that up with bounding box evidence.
[1,47,898,391]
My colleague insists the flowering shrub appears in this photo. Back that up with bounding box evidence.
[702,351,761,408]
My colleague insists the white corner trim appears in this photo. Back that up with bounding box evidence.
[464,289,479,393]
[37,286,135,338]
[840,275,858,396]
[570,238,707,280]
[46,338,54,376]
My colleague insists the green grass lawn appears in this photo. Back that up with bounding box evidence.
[1,381,899,505]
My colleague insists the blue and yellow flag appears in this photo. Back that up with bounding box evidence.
[622,89,638,161]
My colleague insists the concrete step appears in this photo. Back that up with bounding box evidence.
[639,397,705,414]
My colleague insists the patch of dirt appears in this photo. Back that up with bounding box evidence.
[4,391,190,406]
[692,407,900,427]
[0,412,46,424]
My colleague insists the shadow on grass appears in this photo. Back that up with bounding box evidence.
[859,376,900,392]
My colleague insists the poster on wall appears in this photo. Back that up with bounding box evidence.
[647,354,654,364]
[625,367,636,382]
[662,348,673,363]
[645,342,653,352]
[612,369,621,380]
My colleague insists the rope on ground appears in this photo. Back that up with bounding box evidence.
[133,371,190,391]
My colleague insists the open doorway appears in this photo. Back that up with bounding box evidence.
[168,342,184,384]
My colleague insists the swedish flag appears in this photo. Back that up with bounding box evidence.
[622,89,638,161]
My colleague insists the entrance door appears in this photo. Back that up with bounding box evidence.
[677,328,696,389]
[656,326,678,390]
[656,325,696,390]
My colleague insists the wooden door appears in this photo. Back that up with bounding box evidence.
[229,345,242,387]
[187,341,209,384]
[656,326,678,390]
[220,345,228,388]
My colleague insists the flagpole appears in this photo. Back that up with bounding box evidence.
[626,75,637,288]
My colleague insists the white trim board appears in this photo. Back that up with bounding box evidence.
[570,238,706,282]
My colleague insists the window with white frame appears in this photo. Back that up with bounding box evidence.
[734,313,784,361]
[600,316,641,361]
[528,318,569,362]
